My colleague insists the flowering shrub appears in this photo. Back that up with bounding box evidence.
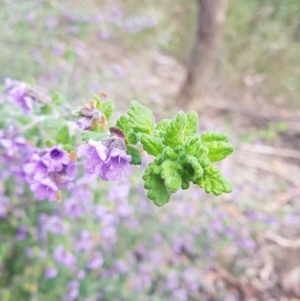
[0,78,235,300]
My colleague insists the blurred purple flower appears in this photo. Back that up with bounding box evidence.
[64,281,79,301]
[30,178,58,201]
[4,78,35,114]
[44,267,58,279]
[43,215,67,234]
[16,225,27,240]
[172,288,188,301]
[77,139,132,181]
[0,195,9,218]
[24,153,49,181]
[75,230,94,252]
[53,245,77,267]
[87,252,104,270]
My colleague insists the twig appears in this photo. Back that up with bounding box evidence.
[235,155,300,188]
[238,143,300,160]
[263,232,300,249]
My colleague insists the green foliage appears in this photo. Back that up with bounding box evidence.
[102,101,114,121]
[126,145,142,165]
[81,131,109,142]
[118,101,234,206]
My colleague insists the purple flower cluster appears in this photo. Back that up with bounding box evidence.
[4,78,35,114]
[24,146,77,201]
[77,138,132,182]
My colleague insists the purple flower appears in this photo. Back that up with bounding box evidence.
[44,267,58,279]
[77,138,132,181]
[76,107,102,130]
[24,153,49,181]
[30,178,58,201]
[44,146,71,173]
[87,252,104,270]
[4,78,35,114]
[43,215,67,234]
[53,245,77,267]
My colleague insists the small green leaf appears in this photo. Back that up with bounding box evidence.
[116,115,130,135]
[94,95,102,110]
[102,101,114,121]
[139,134,164,156]
[56,126,70,144]
[40,105,52,115]
[127,100,155,134]
[126,145,142,165]
[163,111,186,148]
[162,147,178,160]
[127,130,138,144]
[184,135,203,156]
[45,140,54,147]
[205,141,234,162]
[197,171,233,196]
[201,131,229,143]
[184,111,198,137]
[161,160,181,193]
[143,163,170,207]
[155,119,171,137]
[81,131,110,142]
[52,92,66,105]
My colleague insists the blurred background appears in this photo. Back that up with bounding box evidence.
[1,0,300,300]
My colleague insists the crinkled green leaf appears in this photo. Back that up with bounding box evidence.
[127,130,138,144]
[201,131,229,143]
[205,141,234,162]
[116,115,137,144]
[160,160,181,194]
[162,147,178,160]
[163,111,186,148]
[116,115,130,135]
[143,163,170,207]
[155,119,171,137]
[186,155,204,179]
[127,100,155,134]
[102,101,114,121]
[56,126,70,144]
[139,134,163,156]
[184,135,203,156]
[81,131,109,142]
[184,111,198,137]
[126,145,142,165]
[197,171,233,196]
[181,178,190,190]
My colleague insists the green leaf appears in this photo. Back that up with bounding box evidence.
[81,131,110,142]
[127,100,155,134]
[197,171,233,196]
[143,163,170,206]
[186,155,204,179]
[205,141,234,162]
[160,160,181,193]
[116,115,130,135]
[40,105,52,115]
[45,140,54,147]
[139,134,164,156]
[56,126,70,144]
[127,130,138,144]
[126,145,142,165]
[94,95,103,110]
[163,111,186,148]
[52,92,66,105]
[155,119,171,137]
[201,131,229,143]
[44,118,67,130]
[184,135,203,156]
[102,101,114,120]
[184,111,198,137]
[162,147,178,160]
